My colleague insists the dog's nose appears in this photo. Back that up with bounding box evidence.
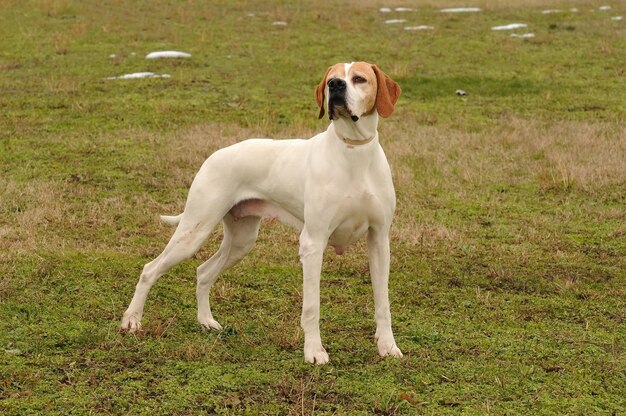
[328,78,346,91]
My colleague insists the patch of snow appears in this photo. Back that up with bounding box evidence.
[611,16,623,21]
[105,72,171,80]
[511,33,535,38]
[379,7,392,13]
[109,54,117,58]
[599,6,611,11]
[440,8,481,13]
[492,23,528,31]
[404,25,434,30]
[272,21,287,26]
[146,51,191,59]
[395,7,414,12]
[385,19,407,24]
[542,9,561,14]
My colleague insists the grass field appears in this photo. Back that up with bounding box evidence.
[1,0,625,414]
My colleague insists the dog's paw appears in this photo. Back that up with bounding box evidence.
[304,342,330,365]
[378,340,403,358]
[198,316,223,331]
[119,312,142,333]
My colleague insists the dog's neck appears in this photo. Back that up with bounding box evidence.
[330,112,379,145]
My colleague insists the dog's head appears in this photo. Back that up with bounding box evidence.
[315,62,401,121]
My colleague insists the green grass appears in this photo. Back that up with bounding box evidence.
[1,0,625,414]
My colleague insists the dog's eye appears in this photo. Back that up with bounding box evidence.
[352,76,366,84]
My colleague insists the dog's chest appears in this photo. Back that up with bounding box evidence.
[313,148,395,243]
[327,190,385,248]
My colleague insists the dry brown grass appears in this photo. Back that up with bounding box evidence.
[384,115,626,247]
[344,0,599,11]
[0,180,68,257]
[1,119,623,262]
[385,115,626,192]
[37,0,73,16]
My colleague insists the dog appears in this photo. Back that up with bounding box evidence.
[120,62,403,364]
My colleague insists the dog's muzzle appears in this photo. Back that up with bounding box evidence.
[328,78,359,122]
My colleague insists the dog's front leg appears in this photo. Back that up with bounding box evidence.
[368,228,403,358]
[299,228,330,364]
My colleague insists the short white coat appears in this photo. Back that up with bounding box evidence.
[121,62,403,364]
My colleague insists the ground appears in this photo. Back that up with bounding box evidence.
[1,0,625,414]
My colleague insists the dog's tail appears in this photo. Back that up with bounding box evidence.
[160,213,183,226]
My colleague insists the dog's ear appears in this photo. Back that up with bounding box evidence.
[372,65,401,118]
[315,66,333,119]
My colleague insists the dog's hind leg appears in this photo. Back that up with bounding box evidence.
[120,210,226,333]
[196,214,261,330]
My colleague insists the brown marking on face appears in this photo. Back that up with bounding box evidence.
[315,64,346,119]
[348,62,378,115]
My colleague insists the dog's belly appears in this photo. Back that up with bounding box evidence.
[229,198,373,255]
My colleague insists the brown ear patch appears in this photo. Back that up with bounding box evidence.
[315,66,334,119]
[371,65,401,118]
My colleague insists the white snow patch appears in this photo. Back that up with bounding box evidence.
[599,6,611,11]
[542,9,561,14]
[272,21,288,26]
[404,25,434,30]
[492,23,528,31]
[385,19,407,24]
[109,54,117,58]
[379,7,392,13]
[611,16,623,21]
[440,8,481,13]
[146,51,191,59]
[395,7,414,12]
[105,72,171,80]
[511,33,535,38]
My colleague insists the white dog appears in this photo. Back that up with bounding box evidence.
[121,62,403,364]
